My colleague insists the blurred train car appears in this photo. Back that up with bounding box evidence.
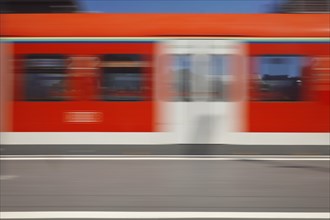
[0,13,329,145]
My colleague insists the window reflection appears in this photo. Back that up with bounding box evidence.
[210,55,231,101]
[23,54,68,101]
[172,55,191,101]
[171,54,231,102]
[253,56,304,101]
[100,54,145,101]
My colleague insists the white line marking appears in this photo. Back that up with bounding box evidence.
[1,211,329,219]
[0,155,329,161]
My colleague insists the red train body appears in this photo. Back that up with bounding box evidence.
[1,14,329,145]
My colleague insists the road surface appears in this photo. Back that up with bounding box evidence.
[1,156,329,219]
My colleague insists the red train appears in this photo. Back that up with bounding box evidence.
[0,13,329,145]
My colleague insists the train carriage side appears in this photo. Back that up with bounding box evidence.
[11,41,156,132]
[1,14,329,145]
[247,40,330,133]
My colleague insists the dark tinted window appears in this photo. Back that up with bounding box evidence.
[252,55,304,101]
[100,54,146,101]
[23,54,69,101]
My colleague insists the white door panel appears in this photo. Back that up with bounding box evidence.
[166,39,241,144]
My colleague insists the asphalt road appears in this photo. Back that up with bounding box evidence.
[0,157,329,219]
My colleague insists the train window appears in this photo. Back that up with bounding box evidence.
[100,54,145,101]
[23,54,69,101]
[172,55,191,101]
[171,55,231,101]
[191,54,210,101]
[210,55,231,101]
[252,55,305,102]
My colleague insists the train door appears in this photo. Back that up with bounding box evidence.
[166,40,239,144]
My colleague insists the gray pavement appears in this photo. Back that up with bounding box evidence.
[1,158,329,214]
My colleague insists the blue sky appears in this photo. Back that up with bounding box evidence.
[259,56,302,77]
[80,0,284,13]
